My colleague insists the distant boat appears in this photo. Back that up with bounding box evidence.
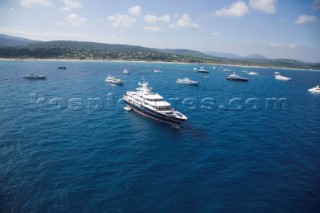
[274,72,292,81]
[23,73,46,80]
[154,68,162,73]
[197,67,209,73]
[308,85,320,94]
[227,72,248,82]
[58,66,66,69]
[248,71,258,76]
[241,67,248,73]
[176,77,199,85]
[105,75,123,84]
[123,69,130,74]
[222,68,231,72]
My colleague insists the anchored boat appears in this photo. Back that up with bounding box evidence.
[176,77,199,85]
[123,81,187,125]
[197,67,209,73]
[105,75,123,84]
[227,72,248,81]
[23,73,46,80]
[308,85,320,94]
[274,72,292,81]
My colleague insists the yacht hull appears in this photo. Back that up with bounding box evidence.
[177,82,199,85]
[23,75,46,80]
[227,77,248,81]
[124,100,185,125]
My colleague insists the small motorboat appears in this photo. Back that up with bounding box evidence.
[58,66,66,69]
[275,72,292,81]
[105,75,123,84]
[176,77,199,85]
[154,68,162,73]
[248,71,258,75]
[197,67,209,73]
[124,105,132,110]
[123,69,130,74]
[308,85,320,94]
[227,72,248,81]
[23,73,46,80]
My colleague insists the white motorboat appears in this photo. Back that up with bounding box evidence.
[176,77,199,85]
[123,69,130,74]
[274,72,292,81]
[248,71,258,75]
[197,67,209,73]
[123,81,187,125]
[23,73,46,80]
[105,75,123,84]
[308,85,320,94]
[227,72,248,81]
[124,105,132,110]
[154,68,162,73]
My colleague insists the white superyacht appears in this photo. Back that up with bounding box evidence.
[123,81,187,125]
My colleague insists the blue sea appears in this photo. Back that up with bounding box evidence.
[1,60,319,212]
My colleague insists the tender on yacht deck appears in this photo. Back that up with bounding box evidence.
[143,94,163,100]
[145,100,170,107]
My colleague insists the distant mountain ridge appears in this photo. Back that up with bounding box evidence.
[204,51,242,59]
[205,51,270,60]
[0,40,180,61]
[244,54,269,60]
[0,34,319,70]
[0,34,38,46]
[157,49,214,59]
[26,40,152,52]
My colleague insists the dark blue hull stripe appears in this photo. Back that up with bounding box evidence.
[124,100,185,125]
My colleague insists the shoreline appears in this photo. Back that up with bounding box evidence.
[0,58,319,72]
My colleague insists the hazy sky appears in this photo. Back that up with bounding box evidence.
[1,0,320,62]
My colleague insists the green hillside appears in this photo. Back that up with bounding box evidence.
[0,34,38,46]
[0,35,319,70]
[0,40,217,63]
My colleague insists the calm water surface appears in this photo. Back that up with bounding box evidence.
[0,61,319,212]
